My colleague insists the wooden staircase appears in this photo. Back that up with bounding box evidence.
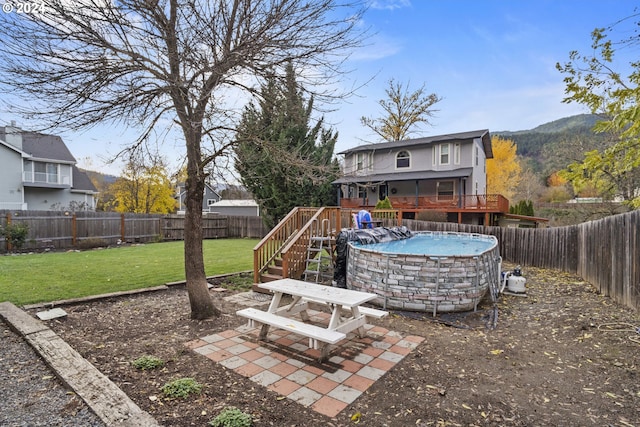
[252,207,343,290]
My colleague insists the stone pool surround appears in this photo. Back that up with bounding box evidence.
[346,231,500,313]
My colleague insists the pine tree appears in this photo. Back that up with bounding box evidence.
[234,63,340,227]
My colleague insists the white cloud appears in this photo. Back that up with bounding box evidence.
[369,0,411,11]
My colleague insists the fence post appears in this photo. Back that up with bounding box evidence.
[5,213,12,252]
[72,214,77,246]
[121,214,126,243]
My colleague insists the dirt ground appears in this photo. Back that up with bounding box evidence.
[36,265,640,427]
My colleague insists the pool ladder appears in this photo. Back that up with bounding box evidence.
[303,218,334,285]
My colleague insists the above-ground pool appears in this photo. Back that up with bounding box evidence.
[347,231,501,314]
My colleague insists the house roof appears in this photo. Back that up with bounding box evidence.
[0,128,77,163]
[72,167,98,193]
[177,182,221,198]
[333,168,474,184]
[337,129,493,158]
[209,199,258,207]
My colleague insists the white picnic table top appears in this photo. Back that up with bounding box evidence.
[257,278,376,308]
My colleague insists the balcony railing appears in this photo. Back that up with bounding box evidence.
[23,172,70,186]
[340,194,509,213]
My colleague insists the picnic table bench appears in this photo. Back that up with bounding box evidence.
[236,279,388,361]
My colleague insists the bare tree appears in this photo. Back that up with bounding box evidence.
[0,0,366,319]
[361,79,442,142]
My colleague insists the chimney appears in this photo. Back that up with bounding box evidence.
[5,121,22,150]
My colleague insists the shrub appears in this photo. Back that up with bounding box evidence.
[209,407,253,427]
[132,355,164,370]
[1,222,29,250]
[375,196,393,210]
[161,378,202,399]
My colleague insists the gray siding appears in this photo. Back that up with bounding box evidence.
[0,146,26,209]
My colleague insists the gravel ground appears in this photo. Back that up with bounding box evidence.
[0,321,105,427]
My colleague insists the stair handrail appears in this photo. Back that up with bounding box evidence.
[280,207,341,280]
[252,207,320,283]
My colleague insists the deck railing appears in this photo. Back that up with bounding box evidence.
[279,207,341,280]
[340,194,509,212]
[252,207,342,283]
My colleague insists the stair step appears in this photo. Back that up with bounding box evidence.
[268,265,283,275]
[260,273,283,282]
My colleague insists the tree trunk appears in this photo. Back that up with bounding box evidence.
[183,146,220,320]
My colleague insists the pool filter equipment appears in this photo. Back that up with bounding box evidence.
[501,265,527,294]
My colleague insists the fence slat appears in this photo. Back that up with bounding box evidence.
[2,209,638,311]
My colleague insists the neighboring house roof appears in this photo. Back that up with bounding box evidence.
[209,199,259,207]
[0,138,28,156]
[337,129,493,159]
[177,182,221,199]
[0,128,77,163]
[72,166,98,193]
[333,168,474,184]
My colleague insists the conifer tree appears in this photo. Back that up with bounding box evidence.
[235,63,339,227]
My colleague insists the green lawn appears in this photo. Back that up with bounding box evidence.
[0,239,258,306]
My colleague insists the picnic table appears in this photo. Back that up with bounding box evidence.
[237,279,387,361]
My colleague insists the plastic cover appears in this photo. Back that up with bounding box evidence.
[333,226,413,288]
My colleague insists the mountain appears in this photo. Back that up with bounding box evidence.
[493,114,608,174]
[81,169,118,185]
[496,114,600,136]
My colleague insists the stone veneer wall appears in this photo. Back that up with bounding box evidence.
[346,233,500,313]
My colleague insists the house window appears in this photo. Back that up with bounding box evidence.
[437,181,454,200]
[356,153,365,171]
[440,144,450,165]
[396,151,410,168]
[28,161,59,184]
[46,163,58,183]
[475,145,479,166]
[454,143,460,165]
[357,185,367,199]
[207,199,217,206]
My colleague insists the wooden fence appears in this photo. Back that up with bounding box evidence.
[2,208,638,311]
[0,210,268,251]
[401,209,640,311]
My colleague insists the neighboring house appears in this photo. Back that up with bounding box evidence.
[176,182,221,213]
[333,129,510,225]
[0,123,98,211]
[207,199,260,216]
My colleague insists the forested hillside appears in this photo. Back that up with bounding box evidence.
[494,114,610,176]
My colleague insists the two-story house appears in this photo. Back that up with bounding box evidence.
[333,129,509,225]
[176,182,222,213]
[0,123,98,211]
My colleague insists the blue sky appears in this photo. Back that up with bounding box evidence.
[333,0,640,150]
[2,0,639,175]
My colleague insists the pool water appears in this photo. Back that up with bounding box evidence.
[351,232,496,257]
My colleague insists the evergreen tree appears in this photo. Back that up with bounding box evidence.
[234,63,340,227]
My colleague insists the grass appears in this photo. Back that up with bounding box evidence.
[0,239,259,306]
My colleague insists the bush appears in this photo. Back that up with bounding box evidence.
[1,222,29,250]
[132,355,164,370]
[161,378,202,399]
[375,196,393,210]
[209,407,252,427]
